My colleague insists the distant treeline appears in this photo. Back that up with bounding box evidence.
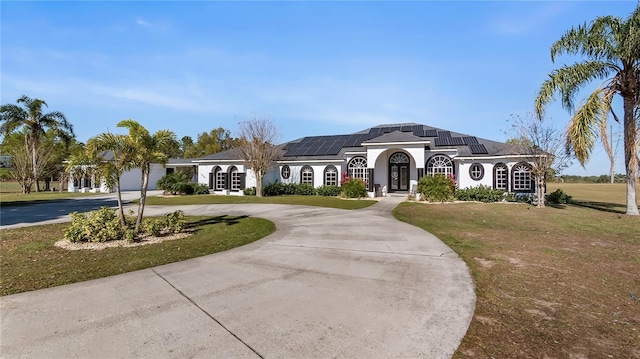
[552,174,628,183]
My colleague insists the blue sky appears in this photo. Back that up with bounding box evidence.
[1,1,636,175]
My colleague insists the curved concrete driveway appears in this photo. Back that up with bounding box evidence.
[1,198,475,358]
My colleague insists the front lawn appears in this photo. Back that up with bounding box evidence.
[0,215,275,296]
[142,194,377,210]
[394,202,639,358]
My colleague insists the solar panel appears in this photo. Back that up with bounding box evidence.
[424,129,438,137]
[389,126,401,132]
[434,137,450,147]
[469,144,489,154]
[382,127,391,133]
[462,136,479,145]
[437,131,451,137]
[450,137,465,146]
[412,129,424,137]
[401,126,413,132]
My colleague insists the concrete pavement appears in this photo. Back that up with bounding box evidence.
[0,196,476,358]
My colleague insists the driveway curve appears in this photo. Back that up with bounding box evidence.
[1,198,475,359]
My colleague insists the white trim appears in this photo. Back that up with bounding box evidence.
[277,159,344,164]
[193,159,241,163]
[456,154,545,160]
[343,151,366,155]
[363,141,429,146]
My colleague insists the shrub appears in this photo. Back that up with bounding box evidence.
[262,181,285,196]
[418,175,455,202]
[243,187,257,196]
[192,183,210,195]
[143,217,165,237]
[316,185,342,197]
[455,185,506,203]
[341,178,367,198]
[166,210,186,233]
[282,183,298,195]
[295,183,316,196]
[546,189,572,204]
[64,207,124,243]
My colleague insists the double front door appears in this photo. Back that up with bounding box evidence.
[390,163,409,191]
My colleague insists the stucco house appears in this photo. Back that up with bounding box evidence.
[194,123,536,197]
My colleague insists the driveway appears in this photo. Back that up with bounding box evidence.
[0,197,476,358]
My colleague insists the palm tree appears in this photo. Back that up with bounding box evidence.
[86,133,136,227]
[0,95,73,192]
[535,6,640,215]
[117,120,177,232]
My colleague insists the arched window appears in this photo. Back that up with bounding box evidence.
[348,157,368,182]
[281,165,290,180]
[469,163,484,181]
[512,162,533,191]
[229,166,241,191]
[324,165,338,186]
[214,166,226,191]
[301,165,314,185]
[493,163,508,190]
[389,152,409,164]
[426,155,454,177]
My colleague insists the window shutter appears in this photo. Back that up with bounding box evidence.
[418,168,424,179]
[223,172,229,190]
[240,173,246,189]
[208,172,214,189]
[367,168,374,192]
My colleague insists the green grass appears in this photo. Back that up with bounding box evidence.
[394,201,639,358]
[0,215,275,296]
[547,182,637,213]
[142,194,377,210]
[1,181,99,205]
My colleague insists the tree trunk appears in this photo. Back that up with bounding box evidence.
[536,174,546,208]
[622,94,639,215]
[255,170,263,197]
[135,165,150,232]
[31,138,40,192]
[116,176,125,228]
[610,161,615,184]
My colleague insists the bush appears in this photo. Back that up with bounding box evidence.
[341,178,367,198]
[546,189,572,204]
[166,210,186,233]
[143,217,165,237]
[243,187,257,196]
[295,183,316,196]
[192,183,210,195]
[64,207,124,243]
[283,183,298,195]
[455,185,506,203]
[262,181,285,196]
[316,185,342,197]
[418,175,455,202]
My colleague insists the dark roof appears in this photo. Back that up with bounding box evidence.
[194,123,524,161]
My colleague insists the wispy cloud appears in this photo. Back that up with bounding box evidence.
[135,17,152,28]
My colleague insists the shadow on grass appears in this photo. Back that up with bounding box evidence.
[570,200,625,214]
[186,215,249,229]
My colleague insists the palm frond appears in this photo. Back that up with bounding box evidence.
[551,16,620,63]
[535,61,612,118]
[566,89,608,166]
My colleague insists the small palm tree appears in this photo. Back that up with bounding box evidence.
[535,6,639,215]
[0,95,73,192]
[86,133,136,227]
[117,120,177,232]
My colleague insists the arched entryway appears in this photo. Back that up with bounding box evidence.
[389,152,410,192]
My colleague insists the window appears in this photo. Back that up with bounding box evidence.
[348,157,368,183]
[426,155,454,177]
[469,163,484,181]
[215,166,226,190]
[512,163,532,191]
[229,166,241,191]
[389,152,409,164]
[494,163,508,190]
[301,165,314,184]
[324,165,338,186]
[281,165,290,180]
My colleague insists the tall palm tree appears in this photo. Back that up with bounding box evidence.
[535,6,640,215]
[117,120,177,232]
[0,95,73,192]
[86,133,136,227]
